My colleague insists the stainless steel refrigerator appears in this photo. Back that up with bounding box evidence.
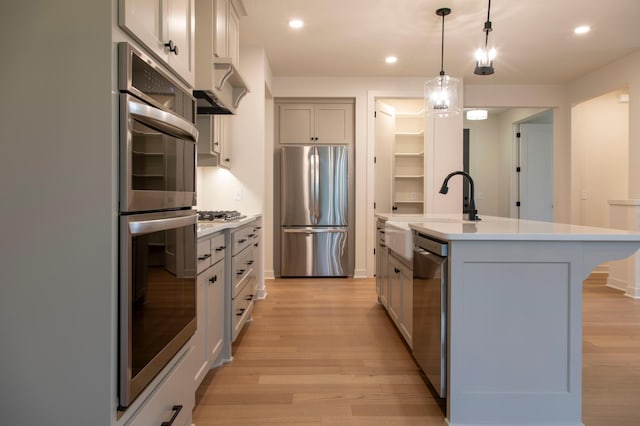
[280,145,349,276]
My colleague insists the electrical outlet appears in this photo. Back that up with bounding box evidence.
[234,188,242,201]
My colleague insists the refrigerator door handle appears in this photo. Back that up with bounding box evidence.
[313,147,320,224]
[283,227,346,233]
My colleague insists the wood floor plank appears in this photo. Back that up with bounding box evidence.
[193,276,640,425]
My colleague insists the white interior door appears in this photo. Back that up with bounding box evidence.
[519,123,553,221]
[375,101,395,213]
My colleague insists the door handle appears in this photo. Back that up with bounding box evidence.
[314,148,320,222]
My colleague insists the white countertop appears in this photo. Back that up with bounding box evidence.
[404,214,640,241]
[197,213,261,238]
[376,212,640,242]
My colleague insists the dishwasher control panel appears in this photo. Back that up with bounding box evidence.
[414,232,448,256]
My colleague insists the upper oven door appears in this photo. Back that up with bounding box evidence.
[120,94,198,213]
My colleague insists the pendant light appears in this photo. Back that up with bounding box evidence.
[425,7,461,116]
[474,0,496,75]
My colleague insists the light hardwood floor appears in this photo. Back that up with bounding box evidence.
[193,276,640,425]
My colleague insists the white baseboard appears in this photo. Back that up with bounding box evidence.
[353,269,368,278]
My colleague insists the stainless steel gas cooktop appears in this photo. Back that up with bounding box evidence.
[197,210,246,222]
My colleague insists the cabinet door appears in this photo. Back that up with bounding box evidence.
[227,0,240,67]
[206,260,225,366]
[192,271,209,387]
[279,104,315,144]
[214,0,229,58]
[128,347,194,426]
[120,0,194,86]
[218,115,231,168]
[166,0,195,85]
[388,257,402,326]
[379,244,389,308]
[315,104,354,144]
[120,0,168,62]
[400,265,413,346]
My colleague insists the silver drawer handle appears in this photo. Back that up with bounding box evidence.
[198,254,211,261]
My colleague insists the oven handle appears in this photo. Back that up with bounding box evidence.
[128,98,199,142]
[128,212,197,236]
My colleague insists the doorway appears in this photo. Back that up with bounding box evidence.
[463,107,553,218]
[516,111,554,221]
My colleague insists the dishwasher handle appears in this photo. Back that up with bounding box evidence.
[414,233,448,256]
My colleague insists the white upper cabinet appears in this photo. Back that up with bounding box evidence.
[227,1,240,67]
[119,0,195,86]
[195,0,249,114]
[278,103,354,145]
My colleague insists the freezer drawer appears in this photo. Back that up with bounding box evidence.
[281,227,348,277]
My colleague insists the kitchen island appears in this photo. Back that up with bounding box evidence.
[379,214,640,426]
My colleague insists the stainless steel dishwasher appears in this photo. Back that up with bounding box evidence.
[412,231,448,398]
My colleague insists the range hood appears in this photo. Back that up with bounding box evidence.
[194,57,250,115]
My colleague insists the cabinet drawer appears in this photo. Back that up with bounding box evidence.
[210,232,226,265]
[126,346,194,426]
[232,244,255,296]
[231,224,256,256]
[232,277,255,341]
[197,239,212,274]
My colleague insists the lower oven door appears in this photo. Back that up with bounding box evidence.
[119,209,197,409]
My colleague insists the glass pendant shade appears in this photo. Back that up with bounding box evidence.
[425,8,461,117]
[425,74,462,117]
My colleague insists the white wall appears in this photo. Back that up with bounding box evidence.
[572,90,629,227]
[568,49,640,219]
[197,47,272,216]
[465,85,571,223]
[1,1,116,424]
[465,115,501,216]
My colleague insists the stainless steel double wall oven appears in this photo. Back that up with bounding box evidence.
[118,43,199,409]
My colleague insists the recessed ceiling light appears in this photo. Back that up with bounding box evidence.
[385,56,398,64]
[289,19,304,29]
[574,25,591,35]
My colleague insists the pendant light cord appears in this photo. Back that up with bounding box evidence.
[439,12,445,76]
[483,0,492,49]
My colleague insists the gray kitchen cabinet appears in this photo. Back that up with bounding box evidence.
[388,252,413,347]
[376,219,389,308]
[194,0,249,115]
[196,114,231,168]
[228,219,260,342]
[193,231,226,388]
[119,0,195,86]
[206,252,225,366]
[126,346,194,426]
[195,0,241,65]
[278,103,354,145]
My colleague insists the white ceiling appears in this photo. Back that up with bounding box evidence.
[239,0,640,85]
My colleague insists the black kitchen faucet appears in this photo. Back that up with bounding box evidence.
[439,171,481,221]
